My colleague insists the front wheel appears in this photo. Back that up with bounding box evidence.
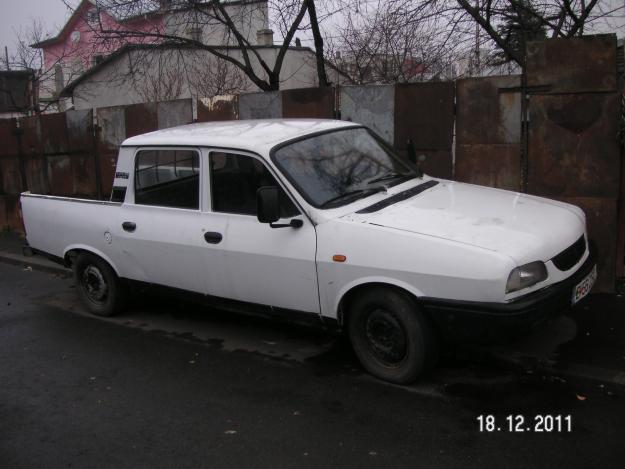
[347,288,438,384]
[73,252,126,317]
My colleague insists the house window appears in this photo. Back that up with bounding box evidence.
[70,30,80,42]
[71,59,84,76]
[86,9,100,25]
[54,64,64,96]
[187,27,202,42]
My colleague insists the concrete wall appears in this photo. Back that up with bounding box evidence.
[70,47,319,110]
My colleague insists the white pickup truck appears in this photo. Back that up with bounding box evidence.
[21,119,596,383]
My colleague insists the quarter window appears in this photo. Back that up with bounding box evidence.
[135,149,200,209]
[210,152,298,217]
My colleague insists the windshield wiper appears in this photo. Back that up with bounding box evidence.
[320,187,386,209]
[366,172,414,185]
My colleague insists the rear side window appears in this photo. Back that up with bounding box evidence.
[135,149,200,209]
[210,152,298,217]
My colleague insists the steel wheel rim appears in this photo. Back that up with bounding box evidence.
[82,265,108,305]
[365,308,407,367]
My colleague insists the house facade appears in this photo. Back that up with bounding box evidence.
[32,0,268,111]
[61,43,321,110]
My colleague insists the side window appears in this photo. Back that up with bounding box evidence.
[210,152,299,217]
[135,149,200,209]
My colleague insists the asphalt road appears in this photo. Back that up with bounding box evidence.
[1,262,624,468]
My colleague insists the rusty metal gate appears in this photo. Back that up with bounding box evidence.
[0,99,193,231]
[1,49,622,290]
[525,34,621,292]
[454,35,622,292]
[394,82,455,179]
[0,111,100,231]
[455,75,522,191]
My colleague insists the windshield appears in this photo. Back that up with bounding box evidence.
[271,127,415,208]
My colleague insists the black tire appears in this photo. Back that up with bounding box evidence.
[73,252,125,317]
[347,287,438,384]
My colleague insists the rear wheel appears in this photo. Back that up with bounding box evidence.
[73,252,125,317]
[347,287,438,384]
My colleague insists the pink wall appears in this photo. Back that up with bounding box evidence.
[42,1,164,71]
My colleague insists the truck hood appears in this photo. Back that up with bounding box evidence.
[343,179,585,264]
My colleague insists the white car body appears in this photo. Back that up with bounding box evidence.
[21,119,596,341]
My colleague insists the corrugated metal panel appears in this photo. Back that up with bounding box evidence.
[66,109,93,150]
[19,115,43,157]
[282,87,334,118]
[527,93,620,198]
[197,95,239,122]
[125,102,158,138]
[456,76,521,145]
[394,82,454,151]
[3,195,22,231]
[455,144,521,191]
[39,113,69,154]
[96,106,126,150]
[0,119,17,158]
[46,155,73,197]
[527,35,618,93]
[239,91,282,119]
[99,151,118,197]
[24,158,49,195]
[0,158,22,194]
[72,154,97,197]
[157,99,193,129]
[417,150,453,180]
[394,148,453,179]
[341,85,394,143]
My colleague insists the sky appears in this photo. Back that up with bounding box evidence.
[1,0,624,66]
[0,0,79,59]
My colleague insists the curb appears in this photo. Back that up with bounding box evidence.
[0,251,72,277]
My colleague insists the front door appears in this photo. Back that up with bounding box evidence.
[205,150,319,314]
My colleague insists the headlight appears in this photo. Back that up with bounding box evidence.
[506,261,548,293]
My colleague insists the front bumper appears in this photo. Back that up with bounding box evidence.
[421,249,596,343]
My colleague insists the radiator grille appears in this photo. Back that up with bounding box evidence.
[552,235,585,271]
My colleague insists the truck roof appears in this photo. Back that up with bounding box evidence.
[121,119,359,151]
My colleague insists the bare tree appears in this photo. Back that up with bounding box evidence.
[84,0,331,91]
[324,0,465,84]
[321,0,612,82]
[128,46,248,102]
[1,20,71,112]
[443,0,603,68]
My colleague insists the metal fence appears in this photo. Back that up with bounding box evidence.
[0,35,621,291]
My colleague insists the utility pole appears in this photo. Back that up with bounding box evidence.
[4,46,10,70]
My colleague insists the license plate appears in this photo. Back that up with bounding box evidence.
[572,265,597,305]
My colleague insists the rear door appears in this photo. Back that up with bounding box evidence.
[115,147,223,295]
[203,149,320,314]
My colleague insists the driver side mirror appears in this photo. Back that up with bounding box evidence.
[257,186,280,224]
[257,186,303,229]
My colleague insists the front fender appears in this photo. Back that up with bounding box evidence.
[328,275,425,320]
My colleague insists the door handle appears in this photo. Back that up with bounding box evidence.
[204,232,223,244]
[122,221,136,232]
